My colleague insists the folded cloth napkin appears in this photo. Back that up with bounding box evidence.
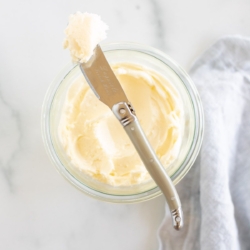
[158,36,250,250]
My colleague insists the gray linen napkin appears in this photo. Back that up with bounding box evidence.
[158,36,250,250]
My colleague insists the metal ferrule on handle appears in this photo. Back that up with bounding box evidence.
[112,101,183,230]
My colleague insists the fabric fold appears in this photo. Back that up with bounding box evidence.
[158,36,250,250]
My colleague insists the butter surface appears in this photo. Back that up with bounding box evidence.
[59,63,183,186]
[63,12,108,63]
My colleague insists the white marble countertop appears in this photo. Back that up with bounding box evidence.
[0,1,249,249]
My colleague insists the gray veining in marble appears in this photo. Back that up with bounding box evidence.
[0,89,21,192]
[149,0,166,50]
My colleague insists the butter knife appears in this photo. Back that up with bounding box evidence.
[79,45,183,230]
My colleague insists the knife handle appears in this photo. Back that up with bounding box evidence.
[112,102,183,230]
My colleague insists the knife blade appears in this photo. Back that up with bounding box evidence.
[80,45,128,108]
[79,45,183,230]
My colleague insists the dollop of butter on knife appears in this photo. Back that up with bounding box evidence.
[63,12,108,63]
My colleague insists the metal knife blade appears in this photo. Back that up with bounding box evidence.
[79,45,128,109]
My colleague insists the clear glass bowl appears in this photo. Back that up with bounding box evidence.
[41,42,204,203]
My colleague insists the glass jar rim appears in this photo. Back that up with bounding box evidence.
[41,42,204,203]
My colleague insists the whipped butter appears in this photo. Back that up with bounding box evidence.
[59,63,183,186]
[63,12,108,63]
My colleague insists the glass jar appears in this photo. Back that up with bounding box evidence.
[41,42,204,203]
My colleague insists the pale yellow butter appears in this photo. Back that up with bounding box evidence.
[63,12,108,63]
[59,63,183,186]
